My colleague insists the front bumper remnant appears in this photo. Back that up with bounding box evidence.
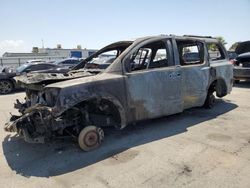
[4,106,53,143]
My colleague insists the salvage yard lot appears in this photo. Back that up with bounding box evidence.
[0,83,250,188]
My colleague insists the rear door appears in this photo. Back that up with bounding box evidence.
[175,39,210,109]
[124,39,183,122]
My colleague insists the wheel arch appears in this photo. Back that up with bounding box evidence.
[56,94,127,129]
[208,77,227,98]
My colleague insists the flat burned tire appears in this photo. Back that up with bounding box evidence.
[204,93,215,109]
[78,126,104,151]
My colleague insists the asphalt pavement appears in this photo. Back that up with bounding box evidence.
[0,83,250,188]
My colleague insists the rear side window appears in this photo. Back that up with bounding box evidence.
[176,40,204,66]
[207,43,226,61]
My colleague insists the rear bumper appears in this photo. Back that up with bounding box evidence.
[233,67,250,80]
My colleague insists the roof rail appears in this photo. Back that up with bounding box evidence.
[183,35,214,39]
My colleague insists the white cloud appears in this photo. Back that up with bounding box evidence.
[0,40,27,56]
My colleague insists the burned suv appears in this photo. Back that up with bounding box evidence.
[4,35,233,151]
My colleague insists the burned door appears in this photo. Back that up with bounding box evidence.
[176,39,210,109]
[124,39,182,122]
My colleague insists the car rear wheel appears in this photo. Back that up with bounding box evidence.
[0,80,13,94]
[204,92,215,109]
[234,80,240,84]
[78,126,104,151]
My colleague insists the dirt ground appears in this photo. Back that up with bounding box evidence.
[0,82,250,188]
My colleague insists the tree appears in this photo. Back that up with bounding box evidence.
[216,36,227,46]
[207,36,227,51]
[229,42,239,51]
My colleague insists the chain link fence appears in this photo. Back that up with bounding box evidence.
[0,56,65,69]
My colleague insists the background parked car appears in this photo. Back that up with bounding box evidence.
[35,57,115,74]
[32,66,70,74]
[32,59,83,74]
[232,41,250,83]
[228,51,238,60]
[26,59,47,64]
[182,52,200,62]
[0,62,58,94]
[54,58,81,68]
[84,57,116,70]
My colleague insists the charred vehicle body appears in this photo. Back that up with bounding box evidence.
[4,35,233,151]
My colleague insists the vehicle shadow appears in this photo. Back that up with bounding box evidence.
[2,99,237,178]
[234,81,250,88]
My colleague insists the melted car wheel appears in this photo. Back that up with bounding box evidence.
[0,80,13,94]
[78,126,104,151]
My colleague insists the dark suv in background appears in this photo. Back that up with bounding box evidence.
[233,41,250,83]
[54,58,81,68]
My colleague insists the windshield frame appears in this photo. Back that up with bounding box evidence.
[72,41,133,70]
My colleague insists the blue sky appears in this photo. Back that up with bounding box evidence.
[0,0,250,55]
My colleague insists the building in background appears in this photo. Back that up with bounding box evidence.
[1,45,97,67]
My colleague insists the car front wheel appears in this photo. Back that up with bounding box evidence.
[78,126,104,151]
[0,80,13,94]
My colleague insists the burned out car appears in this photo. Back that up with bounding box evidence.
[4,35,233,151]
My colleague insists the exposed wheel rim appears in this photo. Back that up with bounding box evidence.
[84,130,98,147]
[78,126,104,151]
[0,81,12,94]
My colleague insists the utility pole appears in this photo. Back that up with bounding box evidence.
[42,39,44,49]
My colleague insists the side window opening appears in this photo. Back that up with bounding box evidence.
[207,43,226,61]
[129,40,169,72]
[132,48,152,71]
[149,48,168,69]
[176,40,204,66]
[153,49,167,62]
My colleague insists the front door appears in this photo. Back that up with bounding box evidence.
[124,39,183,122]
